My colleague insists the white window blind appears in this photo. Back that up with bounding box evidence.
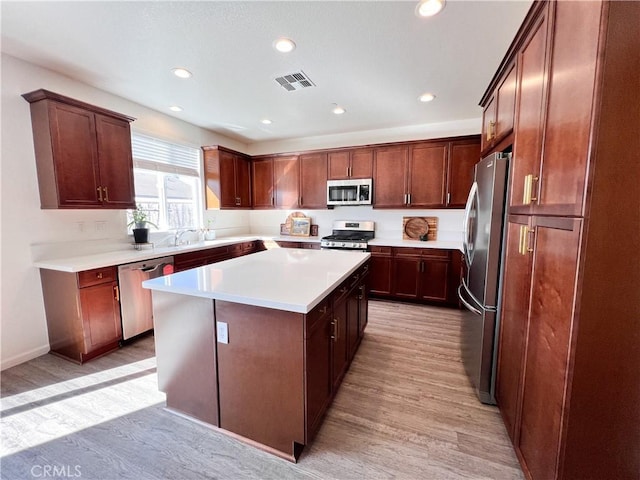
[131,133,200,177]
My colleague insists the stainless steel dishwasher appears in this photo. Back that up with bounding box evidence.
[117,256,174,340]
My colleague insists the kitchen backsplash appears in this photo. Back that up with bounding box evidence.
[249,207,464,242]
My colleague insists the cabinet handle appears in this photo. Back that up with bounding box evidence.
[407,193,411,205]
[341,286,348,294]
[447,192,451,205]
[114,285,120,302]
[96,272,103,279]
[487,120,496,141]
[421,260,425,273]
[97,186,103,202]
[518,225,535,255]
[331,319,337,340]
[320,305,328,314]
[299,196,303,206]
[523,174,539,205]
[271,197,274,206]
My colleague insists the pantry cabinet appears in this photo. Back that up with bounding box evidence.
[489,1,640,478]
[22,89,136,209]
[203,146,251,209]
[40,266,122,363]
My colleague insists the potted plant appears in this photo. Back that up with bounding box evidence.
[127,206,158,244]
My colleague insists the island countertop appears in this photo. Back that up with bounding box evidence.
[142,248,370,314]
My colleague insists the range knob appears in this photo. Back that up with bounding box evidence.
[341,242,347,247]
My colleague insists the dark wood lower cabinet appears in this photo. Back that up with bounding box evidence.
[40,266,122,363]
[370,246,459,307]
[173,241,264,272]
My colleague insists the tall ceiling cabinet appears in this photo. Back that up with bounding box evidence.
[484,1,640,479]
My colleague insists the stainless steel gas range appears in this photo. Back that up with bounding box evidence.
[320,221,375,251]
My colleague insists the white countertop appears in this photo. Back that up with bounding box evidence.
[33,235,461,272]
[142,248,370,314]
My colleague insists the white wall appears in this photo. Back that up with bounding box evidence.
[0,54,249,369]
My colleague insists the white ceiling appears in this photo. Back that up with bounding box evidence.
[1,1,532,145]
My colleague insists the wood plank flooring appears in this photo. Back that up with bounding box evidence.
[1,300,523,479]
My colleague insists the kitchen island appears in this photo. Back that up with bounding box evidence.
[142,248,370,462]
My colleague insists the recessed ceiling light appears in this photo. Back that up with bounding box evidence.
[332,104,346,115]
[171,68,192,79]
[273,37,296,53]
[415,0,446,18]
[261,119,272,125]
[419,93,436,103]
[169,106,183,112]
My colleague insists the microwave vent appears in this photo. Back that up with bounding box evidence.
[274,71,315,91]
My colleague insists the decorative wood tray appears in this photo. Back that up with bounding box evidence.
[402,216,438,241]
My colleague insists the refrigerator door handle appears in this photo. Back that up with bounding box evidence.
[463,181,478,269]
[458,282,482,315]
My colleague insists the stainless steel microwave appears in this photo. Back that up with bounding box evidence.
[327,178,373,206]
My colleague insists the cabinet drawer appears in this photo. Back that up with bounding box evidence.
[305,297,331,334]
[420,248,450,260]
[77,266,117,288]
[393,247,422,257]
[369,246,391,255]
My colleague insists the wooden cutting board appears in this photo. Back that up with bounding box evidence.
[403,216,438,241]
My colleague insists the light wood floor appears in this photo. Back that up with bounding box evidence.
[1,300,523,479]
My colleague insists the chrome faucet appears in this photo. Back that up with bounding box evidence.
[174,229,197,246]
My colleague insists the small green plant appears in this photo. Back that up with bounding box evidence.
[127,205,158,229]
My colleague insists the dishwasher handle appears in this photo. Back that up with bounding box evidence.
[139,264,162,274]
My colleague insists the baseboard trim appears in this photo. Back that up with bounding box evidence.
[1,344,50,371]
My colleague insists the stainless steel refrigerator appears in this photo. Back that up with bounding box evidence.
[458,152,510,404]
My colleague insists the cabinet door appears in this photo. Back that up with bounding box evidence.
[305,311,333,439]
[393,252,421,299]
[251,158,274,208]
[495,215,532,443]
[218,151,237,208]
[331,293,349,390]
[373,146,408,208]
[299,152,327,208]
[418,258,449,302]
[369,250,392,295]
[481,96,497,154]
[327,151,350,180]
[536,1,601,216]
[95,114,135,208]
[518,217,582,480]
[357,276,368,336]
[346,286,360,361]
[510,9,549,211]
[235,155,252,208]
[350,148,373,178]
[273,155,299,208]
[49,102,102,207]
[447,140,480,208]
[79,282,122,353]
[407,143,447,208]
[496,63,517,141]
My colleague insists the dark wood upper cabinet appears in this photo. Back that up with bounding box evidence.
[328,148,373,180]
[22,89,135,209]
[373,137,479,209]
[299,152,327,208]
[274,155,299,208]
[372,145,409,208]
[481,62,517,154]
[251,157,275,208]
[407,142,447,208]
[447,140,481,207]
[509,8,549,212]
[203,146,251,209]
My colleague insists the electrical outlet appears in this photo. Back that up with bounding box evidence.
[217,322,229,344]
[95,221,106,232]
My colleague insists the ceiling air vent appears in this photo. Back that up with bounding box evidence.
[274,71,315,91]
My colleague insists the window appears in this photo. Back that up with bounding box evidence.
[129,133,202,232]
